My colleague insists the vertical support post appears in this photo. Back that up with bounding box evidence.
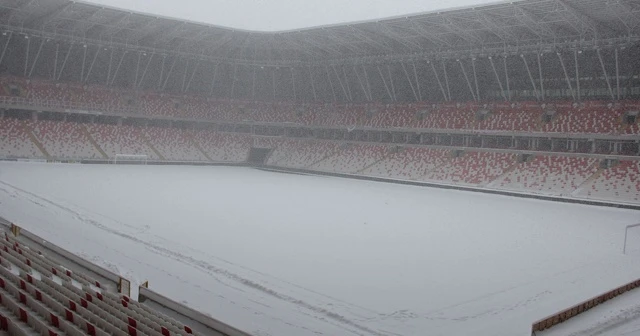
[430,61,448,102]
[184,59,199,93]
[230,63,237,97]
[458,59,477,101]
[342,66,353,102]
[272,67,277,100]
[24,36,31,77]
[362,64,373,102]
[81,44,88,82]
[503,55,511,101]
[376,65,393,101]
[84,46,101,83]
[386,64,397,102]
[0,32,13,67]
[472,58,480,102]
[325,66,337,102]
[442,60,452,101]
[332,65,349,101]
[353,65,370,101]
[181,59,190,93]
[209,63,218,96]
[57,43,74,81]
[537,53,545,101]
[106,48,114,85]
[557,52,576,101]
[574,50,581,101]
[28,38,45,78]
[615,48,620,100]
[489,56,506,101]
[400,62,418,101]
[161,56,176,90]
[521,54,540,101]
[252,67,257,99]
[412,62,423,101]
[291,67,297,101]
[53,43,59,80]
[309,66,318,101]
[596,49,615,100]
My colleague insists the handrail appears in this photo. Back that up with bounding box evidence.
[531,278,640,334]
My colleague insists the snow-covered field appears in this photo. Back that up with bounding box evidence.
[0,162,639,336]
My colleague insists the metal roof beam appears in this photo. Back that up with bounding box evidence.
[406,19,452,48]
[556,0,599,37]
[28,2,72,28]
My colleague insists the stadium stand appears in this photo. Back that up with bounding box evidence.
[3,77,640,135]
[490,156,600,196]
[0,224,186,336]
[0,118,43,159]
[576,160,640,203]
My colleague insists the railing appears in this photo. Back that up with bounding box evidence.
[531,278,640,335]
[0,96,138,116]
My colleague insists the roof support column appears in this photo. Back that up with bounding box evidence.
[521,54,540,101]
[442,60,452,102]
[134,51,142,88]
[325,66,337,102]
[161,56,176,90]
[574,50,581,101]
[400,62,418,101]
[57,43,74,81]
[184,59,199,93]
[230,63,237,98]
[387,64,397,102]
[556,52,575,101]
[430,60,448,102]
[342,66,353,102]
[53,42,59,80]
[537,53,545,101]
[412,62,423,101]
[252,67,257,99]
[157,55,166,89]
[471,58,480,102]
[209,63,218,96]
[291,68,297,101]
[596,49,614,101]
[353,65,370,101]
[106,47,114,85]
[362,65,373,102]
[489,56,506,101]
[81,44,90,83]
[376,65,393,102]
[84,46,101,83]
[458,59,476,102]
[615,48,620,100]
[332,65,349,101]
[23,36,31,77]
[0,33,12,68]
[308,66,318,101]
[503,56,511,101]
[181,59,190,93]
[28,38,45,78]
[272,67,277,100]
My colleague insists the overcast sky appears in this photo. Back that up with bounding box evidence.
[84,0,502,32]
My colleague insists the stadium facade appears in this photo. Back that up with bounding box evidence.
[0,0,638,102]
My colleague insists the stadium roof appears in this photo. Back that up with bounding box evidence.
[83,0,501,32]
[0,0,638,65]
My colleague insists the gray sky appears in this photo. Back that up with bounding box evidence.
[84,0,501,32]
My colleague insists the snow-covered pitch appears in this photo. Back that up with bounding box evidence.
[0,162,639,336]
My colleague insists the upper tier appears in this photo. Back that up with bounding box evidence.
[2,77,639,135]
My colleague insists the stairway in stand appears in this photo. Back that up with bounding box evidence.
[82,125,108,159]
